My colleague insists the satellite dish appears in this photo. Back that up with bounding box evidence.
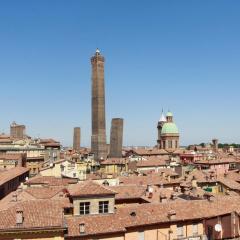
[215,224,222,232]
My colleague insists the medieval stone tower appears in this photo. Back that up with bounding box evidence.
[91,49,107,161]
[212,138,219,152]
[73,127,81,151]
[109,118,124,158]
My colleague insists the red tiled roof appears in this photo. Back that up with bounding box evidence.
[223,171,240,182]
[0,139,12,143]
[195,158,238,165]
[218,177,240,191]
[0,187,71,211]
[86,172,118,180]
[0,200,65,231]
[66,214,125,237]
[130,148,168,156]
[0,134,11,139]
[186,169,240,191]
[68,181,116,197]
[119,174,181,186]
[109,185,146,200]
[25,176,77,186]
[0,167,29,186]
[136,157,168,167]
[25,186,67,199]
[101,158,127,165]
[39,138,60,147]
[66,196,240,237]
[116,198,240,228]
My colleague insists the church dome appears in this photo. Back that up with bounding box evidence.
[161,122,179,135]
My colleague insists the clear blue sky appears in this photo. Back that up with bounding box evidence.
[0,1,240,147]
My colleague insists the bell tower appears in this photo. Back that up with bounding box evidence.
[157,110,166,148]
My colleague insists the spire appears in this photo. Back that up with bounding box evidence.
[159,109,166,122]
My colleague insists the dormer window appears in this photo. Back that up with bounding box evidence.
[69,181,115,216]
[99,201,109,214]
[80,202,90,215]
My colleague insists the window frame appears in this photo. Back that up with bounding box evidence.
[99,200,109,214]
[79,201,90,215]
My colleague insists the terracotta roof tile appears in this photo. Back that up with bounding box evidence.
[25,176,77,186]
[66,214,125,237]
[0,186,72,211]
[66,196,240,237]
[130,148,168,156]
[109,185,146,200]
[0,200,65,231]
[136,157,169,167]
[217,177,240,190]
[195,158,238,165]
[101,158,127,165]
[68,181,116,197]
[119,174,181,186]
[25,186,67,199]
[0,167,29,186]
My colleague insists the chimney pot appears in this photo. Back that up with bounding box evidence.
[168,210,176,220]
[12,193,17,202]
[16,208,24,225]
[159,193,167,203]
[171,193,177,200]
[79,223,85,234]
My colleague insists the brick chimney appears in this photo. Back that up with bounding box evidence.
[79,223,85,234]
[16,208,24,225]
[170,192,177,201]
[159,193,167,203]
[12,193,17,202]
[168,210,176,220]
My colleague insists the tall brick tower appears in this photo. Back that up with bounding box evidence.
[212,138,219,152]
[10,122,26,139]
[73,127,81,151]
[91,49,107,161]
[109,118,124,158]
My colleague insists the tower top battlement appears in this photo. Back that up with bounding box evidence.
[91,49,105,63]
